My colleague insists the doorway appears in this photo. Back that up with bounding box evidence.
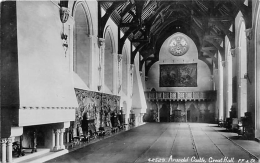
[160,103,170,122]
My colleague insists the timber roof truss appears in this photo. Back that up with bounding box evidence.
[98,0,252,76]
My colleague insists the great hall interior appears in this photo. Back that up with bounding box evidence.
[1,0,260,162]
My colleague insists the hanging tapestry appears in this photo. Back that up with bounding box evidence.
[74,89,102,132]
[160,63,197,87]
[74,89,121,132]
[101,93,120,127]
[101,93,120,113]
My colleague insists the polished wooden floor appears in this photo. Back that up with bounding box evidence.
[47,123,256,163]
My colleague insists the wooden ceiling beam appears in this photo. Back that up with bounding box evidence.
[202,47,217,51]
[98,1,125,37]
[209,20,235,48]
[208,17,233,22]
[131,42,149,64]
[204,37,224,58]
[118,27,139,54]
[132,39,149,43]
[230,0,252,28]
[201,50,218,67]
[198,55,214,73]
[145,59,157,77]
[120,22,139,27]
[135,0,146,24]
[120,2,134,17]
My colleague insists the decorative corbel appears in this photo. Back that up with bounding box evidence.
[139,71,143,77]
[118,54,123,62]
[221,61,225,67]
[230,48,236,57]
[245,28,252,40]
[130,64,135,72]
[98,38,105,48]
[60,7,69,23]
[59,5,70,56]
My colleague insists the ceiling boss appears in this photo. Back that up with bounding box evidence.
[169,36,189,56]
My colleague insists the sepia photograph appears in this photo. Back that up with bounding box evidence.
[0,0,260,162]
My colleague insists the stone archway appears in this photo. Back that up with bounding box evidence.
[187,103,200,122]
[160,103,170,122]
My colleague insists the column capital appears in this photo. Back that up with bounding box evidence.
[118,54,123,62]
[221,61,225,67]
[60,128,65,133]
[1,138,7,144]
[130,64,135,71]
[230,48,236,57]
[230,47,241,57]
[6,138,13,145]
[54,129,60,134]
[139,71,143,76]
[98,38,105,47]
[245,28,252,40]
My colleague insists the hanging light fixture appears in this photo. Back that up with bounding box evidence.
[59,1,69,23]
[59,1,69,56]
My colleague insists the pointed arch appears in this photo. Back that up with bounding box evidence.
[236,17,248,118]
[104,26,116,93]
[122,45,129,95]
[73,1,93,88]
[72,0,94,35]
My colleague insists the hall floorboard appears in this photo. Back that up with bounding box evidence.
[46,123,257,163]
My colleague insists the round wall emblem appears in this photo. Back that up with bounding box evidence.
[169,36,189,56]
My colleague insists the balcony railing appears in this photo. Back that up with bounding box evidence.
[145,91,216,101]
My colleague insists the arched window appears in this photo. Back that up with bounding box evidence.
[238,20,247,117]
[73,3,91,87]
[122,46,128,94]
[104,29,114,92]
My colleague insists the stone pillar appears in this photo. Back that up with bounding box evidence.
[184,102,187,122]
[53,129,60,151]
[98,38,105,92]
[156,101,160,122]
[1,139,7,163]
[6,138,12,163]
[66,128,70,143]
[218,59,224,121]
[59,129,65,150]
[169,101,173,122]
[117,54,123,94]
[52,130,55,150]
[225,51,233,118]
[130,64,135,97]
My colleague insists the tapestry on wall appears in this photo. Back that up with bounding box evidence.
[74,89,102,132]
[74,89,121,137]
[101,93,120,127]
[159,63,197,87]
